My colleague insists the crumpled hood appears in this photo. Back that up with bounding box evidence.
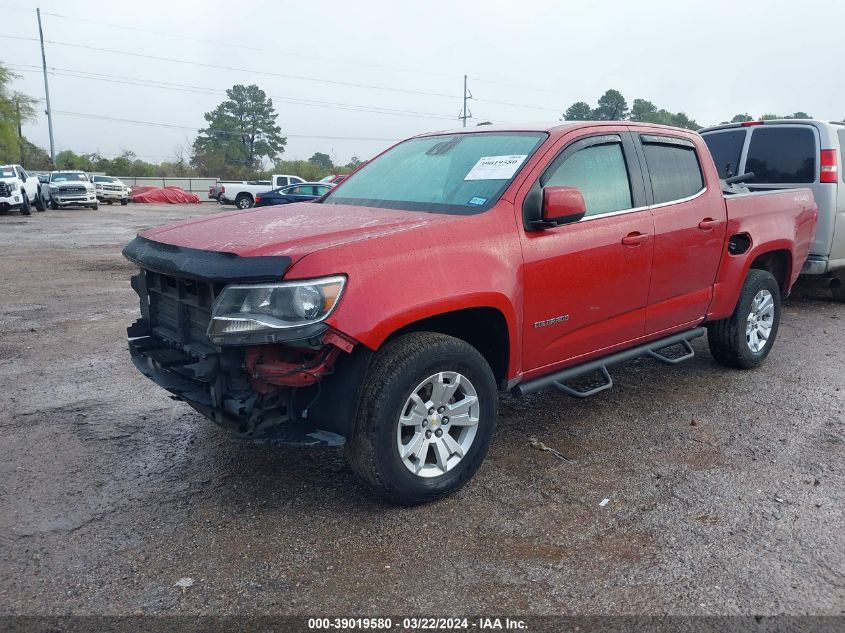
[139,202,459,260]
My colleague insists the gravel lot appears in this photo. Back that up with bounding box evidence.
[0,203,843,617]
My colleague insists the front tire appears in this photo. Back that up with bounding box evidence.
[20,193,31,216]
[707,269,781,369]
[34,192,46,211]
[91,202,98,210]
[50,198,59,210]
[121,198,128,206]
[346,332,497,505]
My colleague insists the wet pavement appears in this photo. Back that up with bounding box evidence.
[0,204,843,616]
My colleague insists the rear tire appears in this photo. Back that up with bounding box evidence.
[346,332,497,505]
[107,200,113,205]
[20,193,31,216]
[235,194,253,209]
[707,269,781,369]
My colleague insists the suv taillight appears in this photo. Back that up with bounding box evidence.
[821,149,838,184]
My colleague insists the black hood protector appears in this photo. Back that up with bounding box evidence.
[122,235,292,283]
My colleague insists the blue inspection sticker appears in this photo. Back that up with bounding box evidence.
[467,196,488,206]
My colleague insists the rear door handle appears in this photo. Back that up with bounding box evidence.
[621,232,649,246]
[698,218,719,231]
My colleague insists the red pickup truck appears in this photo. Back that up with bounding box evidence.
[123,122,817,504]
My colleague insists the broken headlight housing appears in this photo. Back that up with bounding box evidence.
[207,275,346,345]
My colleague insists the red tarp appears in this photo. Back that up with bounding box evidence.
[131,186,200,204]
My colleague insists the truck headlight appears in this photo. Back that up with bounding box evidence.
[8,182,18,192]
[207,275,345,344]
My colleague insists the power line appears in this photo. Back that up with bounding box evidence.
[7,63,457,121]
[1,35,458,101]
[3,35,563,115]
[44,107,401,142]
[38,9,460,82]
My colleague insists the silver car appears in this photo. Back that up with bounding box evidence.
[700,119,845,300]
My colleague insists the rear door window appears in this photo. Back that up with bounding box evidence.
[745,126,816,183]
[640,136,704,204]
[702,130,746,179]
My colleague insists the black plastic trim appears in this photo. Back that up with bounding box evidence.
[122,235,291,284]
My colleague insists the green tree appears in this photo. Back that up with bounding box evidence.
[0,64,39,166]
[731,114,753,123]
[192,84,286,174]
[669,112,700,130]
[563,101,594,121]
[593,89,628,120]
[630,99,659,123]
[308,152,334,171]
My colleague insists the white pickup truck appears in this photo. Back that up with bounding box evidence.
[210,174,305,209]
[0,164,46,215]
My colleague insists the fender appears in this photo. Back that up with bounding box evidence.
[282,203,525,380]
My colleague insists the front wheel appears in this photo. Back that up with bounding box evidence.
[91,202,98,210]
[20,193,31,216]
[121,198,128,206]
[346,332,497,505]
[50,198,59,210]
[707,269,781,369]
[34,192,46,211]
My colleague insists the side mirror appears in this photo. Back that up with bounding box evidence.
[530,186,586,229]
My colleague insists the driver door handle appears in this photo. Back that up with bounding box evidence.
[621,231,649,246]
[698,218,719,231]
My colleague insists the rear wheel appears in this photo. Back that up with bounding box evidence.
[707,269,781,369]
[235,194,253,209]
[107,200,113,205]
[20,193,31,216]
[346,332,497,505]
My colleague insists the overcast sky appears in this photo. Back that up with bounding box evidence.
[4,0,844,167]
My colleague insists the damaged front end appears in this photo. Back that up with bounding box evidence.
[123,236,369,447]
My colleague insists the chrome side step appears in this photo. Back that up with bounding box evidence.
[513,327,706,398]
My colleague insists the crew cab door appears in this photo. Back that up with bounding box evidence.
[16,166,35,198]
[633,132,726,333]
[518,130,653,373]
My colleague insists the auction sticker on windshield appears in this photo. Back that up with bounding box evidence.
[464,155,527,180]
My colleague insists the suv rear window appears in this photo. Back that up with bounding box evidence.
[702,130,746,179]
[745,127,816,183]
[640,137,704,204]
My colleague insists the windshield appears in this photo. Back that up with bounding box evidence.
[0,167,15,178]
[323,132,547,214]
[51,172,88,183]
[93,175,117,183]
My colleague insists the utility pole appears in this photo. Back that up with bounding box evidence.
[37,8,56,166]
[15,98,24,164]
[459,74,473,127]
